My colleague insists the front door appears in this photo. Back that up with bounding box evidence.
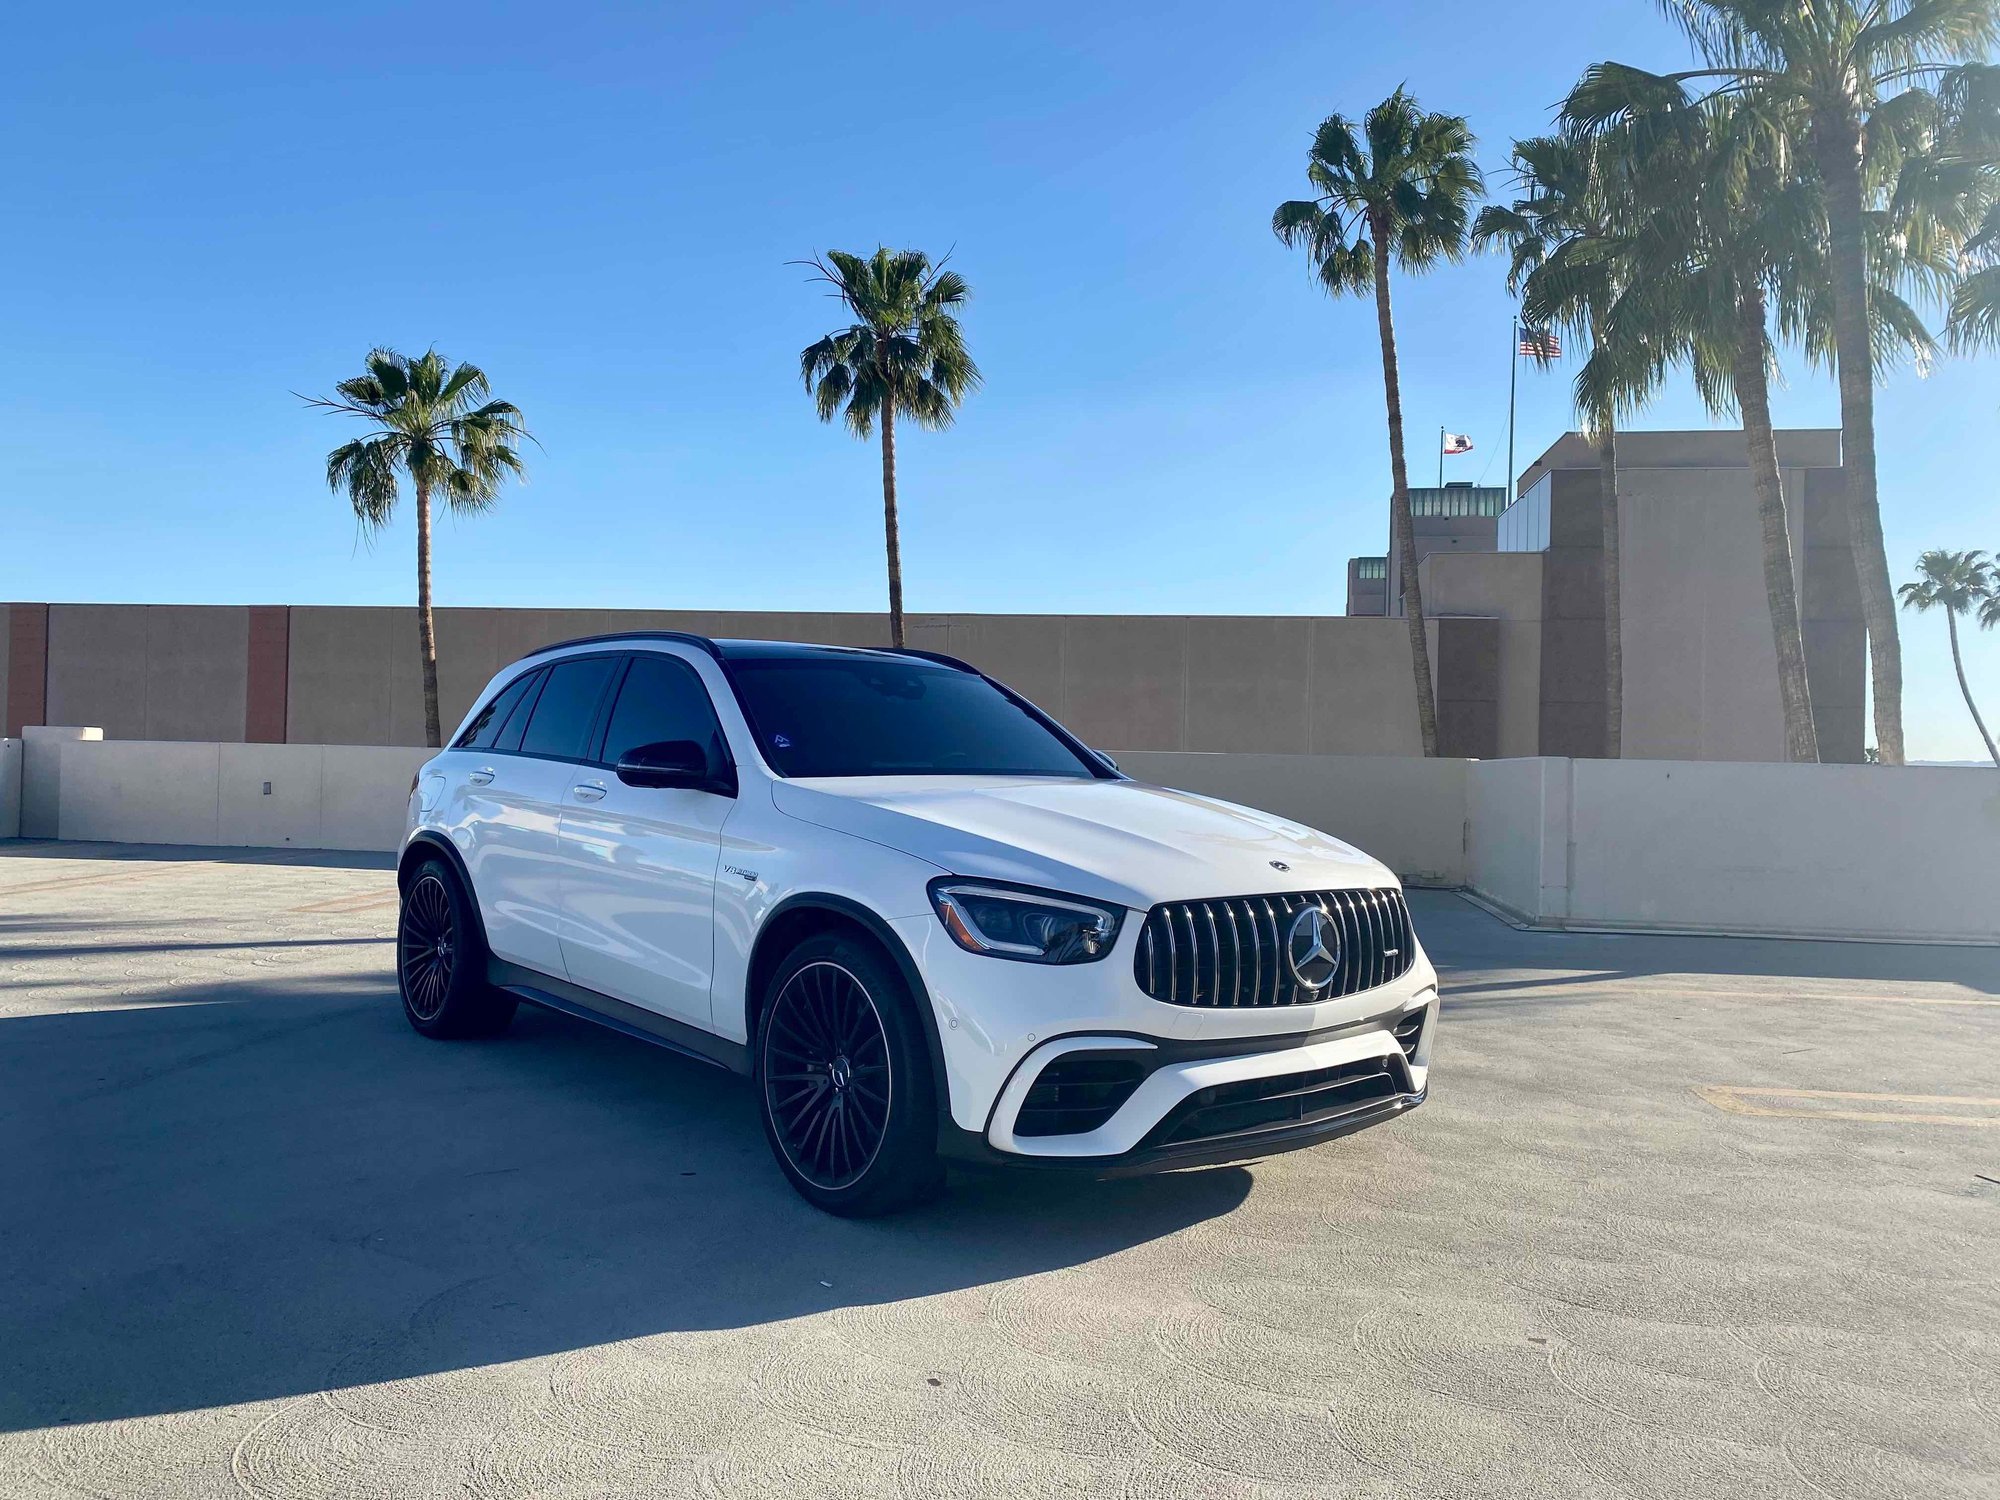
[557,652,734,1031]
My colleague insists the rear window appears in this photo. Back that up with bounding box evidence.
[517,657,618,760]
[492,668,546,752]
[728,657,1098,779]
[456,672,538,750]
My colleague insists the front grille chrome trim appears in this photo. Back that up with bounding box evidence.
[1133,887,1416,1009]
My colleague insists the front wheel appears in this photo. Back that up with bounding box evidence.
[756,933,943,1217]
[397,860,517,1039]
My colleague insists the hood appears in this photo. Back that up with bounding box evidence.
[771,775,1394,910]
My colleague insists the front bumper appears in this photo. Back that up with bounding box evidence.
[940,1028,1427,1175]
[890,907,1436,1171]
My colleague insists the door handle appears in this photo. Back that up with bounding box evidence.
[468,767,496,786]
[571,783,607,802]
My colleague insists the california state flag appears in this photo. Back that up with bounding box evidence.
[1442,433,1474,454]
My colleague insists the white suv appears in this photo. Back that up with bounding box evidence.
[398,633,1436,1216]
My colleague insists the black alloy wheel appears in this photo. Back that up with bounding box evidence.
[400,873,457,1022]
[762,960,892,1191]
[395,858,516,1039]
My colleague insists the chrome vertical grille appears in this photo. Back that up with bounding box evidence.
[1134,888,1414,1007]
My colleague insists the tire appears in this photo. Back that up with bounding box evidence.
[755,931,944,1217]
[397,859,518,1040]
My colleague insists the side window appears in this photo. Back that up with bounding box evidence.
[517,657,619,760]
[492,668,546,753]
[456,672,537,750]
[600,654,730,769]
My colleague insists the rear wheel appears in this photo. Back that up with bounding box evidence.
[397,859,517,1039]
[756,933,942,1217]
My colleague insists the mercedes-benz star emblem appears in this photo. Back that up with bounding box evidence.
[1286,905,1341,990]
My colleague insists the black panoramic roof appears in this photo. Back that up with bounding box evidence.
[528,630,975,673]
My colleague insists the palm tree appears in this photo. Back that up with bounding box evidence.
[304,348,530,748]
[1565,93,1826,760]
[1568,0,2000,765]
[1569,71,1949,763]
[1899,549,2000,766]
[1930,64,2000,348]
[1475,129,1646,757]
[1274,90,1484,758]
[798,249,979,649]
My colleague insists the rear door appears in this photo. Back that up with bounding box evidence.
[458,654,620,977]
[557,651,735,1030]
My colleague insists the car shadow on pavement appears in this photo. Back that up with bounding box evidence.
[0,975,1251,1433]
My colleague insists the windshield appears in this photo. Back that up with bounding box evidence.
[727,657,1101,779]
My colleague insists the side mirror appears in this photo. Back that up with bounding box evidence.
[1094,749,1121,774]
[614,740,735,796]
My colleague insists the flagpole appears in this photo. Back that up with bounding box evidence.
[1506,316,1519,503]
[1437,426,1444,488]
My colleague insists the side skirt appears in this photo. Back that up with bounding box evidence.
[488,958,752,1076]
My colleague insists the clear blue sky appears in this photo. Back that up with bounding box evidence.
[3,1,1995,759]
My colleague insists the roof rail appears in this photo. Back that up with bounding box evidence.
[529,630,722,659]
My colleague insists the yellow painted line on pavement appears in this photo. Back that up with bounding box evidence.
[0,866,193,898]
[287,890,399,914]
[1697,1084,2000,1128]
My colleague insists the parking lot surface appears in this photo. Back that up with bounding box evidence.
[2,840,1996,1499]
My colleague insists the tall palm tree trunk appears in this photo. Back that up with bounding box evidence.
[1370,221,1439,757]
[414,478,442,749]
[1733,284,1820,763]
[1591,402,1622,758]
[880,395,905,649]
[1813,107,1904,765]
[1943,609,2000,768]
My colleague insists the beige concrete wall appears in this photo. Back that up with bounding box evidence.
[1466,756,2000,944]
[1615,466,1812,762]
[1116,751,1468,886]
[282,607,1430,756]
[1564,760,2000,943]
[0,738,20,839]
[39,738,1999,944]
[22,725,102,839]
[57,739,427,851]
[1424,552,1544,758]
[1464,756,1562,923]
[44,605,250,742]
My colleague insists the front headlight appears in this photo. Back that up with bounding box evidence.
[927,879,1123,965]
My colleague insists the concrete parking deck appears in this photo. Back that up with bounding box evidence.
[2,841,1995,1499]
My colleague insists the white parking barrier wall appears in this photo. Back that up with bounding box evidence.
[56,739,427,853]
[0,737,21,839]
[34,740,1999,944]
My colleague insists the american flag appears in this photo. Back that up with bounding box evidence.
[1519,327,1561,359]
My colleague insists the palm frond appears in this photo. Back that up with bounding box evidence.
[308,348,527,529]
[796,247,979,440]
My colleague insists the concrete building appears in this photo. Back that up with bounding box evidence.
[1344,557,1386,617]
[1,604,1507,760]
[0,430,1859,766]
[1413,428,1864,762]
[1382,484,1510,617]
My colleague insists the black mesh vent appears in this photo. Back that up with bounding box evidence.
[1392,1007,1426,1062]
[1134,888,1415,1008]
[1015,1056,1148,1138]
[1144,1055,1402,1148]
